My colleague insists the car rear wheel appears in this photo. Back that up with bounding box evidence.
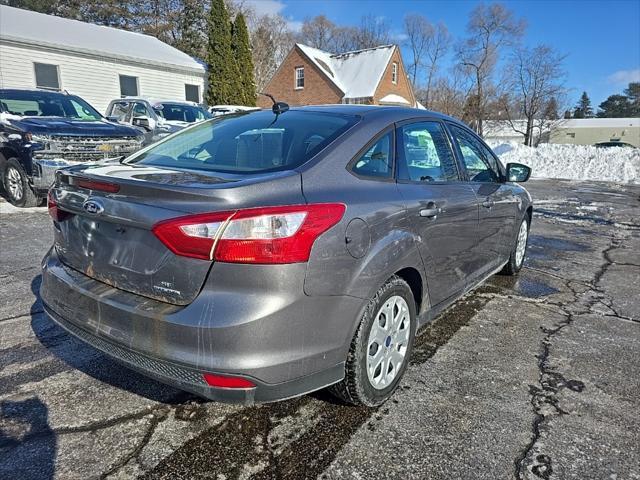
[501,215,530,275]
[329,276,416,406]
[3,159,39,207]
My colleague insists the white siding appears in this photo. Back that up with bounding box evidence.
[0,42,206,114]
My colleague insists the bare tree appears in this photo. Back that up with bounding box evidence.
[427,68,470,118]
[424,22,450,108]
[299,15,336,51]
[456,2,525,136]
[500,45,567,146]
[355,14,391,49]
[403,14,433,87]
[250,14,295,90]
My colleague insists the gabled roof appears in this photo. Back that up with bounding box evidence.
[296,43,396,98]
[0,5,205,73]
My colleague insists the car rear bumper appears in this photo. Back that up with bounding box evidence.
[40,248,364,404]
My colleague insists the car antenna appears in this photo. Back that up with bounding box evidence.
[260,93,289,115]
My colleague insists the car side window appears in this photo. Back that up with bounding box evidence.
[132,102,149,119]
[449,124,500,183]
[397,121,459,182]
[351,131,393,179]
[109,102,130,121]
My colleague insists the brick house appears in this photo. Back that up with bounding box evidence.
[257,43,418,108]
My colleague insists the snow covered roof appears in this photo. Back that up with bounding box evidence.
[296,43,395,98]
[379,93,410,105]
[0,6,205,74]
[558,118,639,128]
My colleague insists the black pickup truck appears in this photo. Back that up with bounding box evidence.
[0,89,144,207]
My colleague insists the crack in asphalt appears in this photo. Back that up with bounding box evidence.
[514,234,629,479]
[0,309,43,323]
[100,407,170,479]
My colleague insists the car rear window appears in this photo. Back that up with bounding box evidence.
[127,110,359,173]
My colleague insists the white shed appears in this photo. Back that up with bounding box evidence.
[0,5,206,114]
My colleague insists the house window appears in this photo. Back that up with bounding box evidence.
[295,67,304,89]
[34,63,60,90]
[119,75,139,97]
[566,132,575,138]
[391,62,398,84]
[185,84,200,103]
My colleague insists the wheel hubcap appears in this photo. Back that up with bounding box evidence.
[6,167,23,201]
[515,220,528,267]
[366,295,411,390]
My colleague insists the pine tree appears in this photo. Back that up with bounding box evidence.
[597,94,632,118]
[624,82,640,117]
[232,13,256,106]
[206,0,239,105]
[176,0,206,60]
[572,91,593,118]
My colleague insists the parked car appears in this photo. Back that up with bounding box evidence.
[594,141,635,148]
[0,89,143,207]
[209,104,260,116]
[42,105,533,406]
[106,98,212,144]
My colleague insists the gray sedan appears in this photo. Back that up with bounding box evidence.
[41,105,532,406]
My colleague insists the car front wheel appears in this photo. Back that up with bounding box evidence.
[3,159,39,207]
[330,275,417,406]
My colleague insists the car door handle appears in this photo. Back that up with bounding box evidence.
[420,207,441,218]
[482,199,495,209]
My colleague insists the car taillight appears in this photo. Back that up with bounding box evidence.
[47,190,71,222]
[152,203,346,263]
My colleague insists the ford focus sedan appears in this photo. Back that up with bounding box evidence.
[41,105,532,406]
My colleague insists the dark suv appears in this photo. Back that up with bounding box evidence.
[0,89,143,207]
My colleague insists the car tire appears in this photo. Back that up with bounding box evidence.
[501,215,530,276]
[3,159,39,207]
[329,275,417,407]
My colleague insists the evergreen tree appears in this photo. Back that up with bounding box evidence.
[543,97,560,120]
[624,82,640,117]
[205,0,239,105]
[596,94,632,118]
[175,0,206,60]
[572,91,593,118]
[231,13,256,106]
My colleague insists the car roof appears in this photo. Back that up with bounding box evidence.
[115,97,200,107]
[285,104,466,126]
[0,88,70,95]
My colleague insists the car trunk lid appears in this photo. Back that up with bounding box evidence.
[50,162,305,305]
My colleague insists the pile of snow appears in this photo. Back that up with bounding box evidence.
[486,141,640,184]
[0,199,47,215]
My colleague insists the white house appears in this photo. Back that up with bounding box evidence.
[0,5,206,114]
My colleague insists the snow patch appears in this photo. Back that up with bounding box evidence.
[0,199,47,215]
[486,141,640,184]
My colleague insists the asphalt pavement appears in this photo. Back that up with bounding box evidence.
[0,179,638,480]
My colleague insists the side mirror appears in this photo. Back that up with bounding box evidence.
[132,116,151,130]
[106,115,121,123]
[506,162,531,183]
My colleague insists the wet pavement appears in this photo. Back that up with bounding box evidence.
[1,178,639,480]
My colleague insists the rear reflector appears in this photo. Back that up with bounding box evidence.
[202,373,255,389]
[47,190,71,222]
[152,203,346,263]
[75,178,120,193]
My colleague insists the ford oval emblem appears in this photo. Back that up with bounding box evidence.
[82,199,104,215]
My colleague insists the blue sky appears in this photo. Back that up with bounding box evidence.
[246,0,640,109]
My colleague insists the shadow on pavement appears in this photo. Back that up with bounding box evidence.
[0,397,56,480]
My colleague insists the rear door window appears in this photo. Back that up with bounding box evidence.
[127,110,358,173]
[397,121,459,182]
[350,131,393,179]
